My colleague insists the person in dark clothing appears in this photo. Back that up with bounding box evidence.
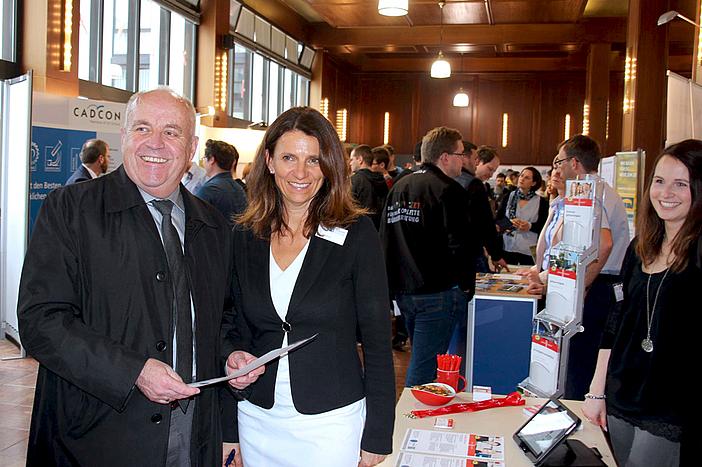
[196,139,248,226]
[372,146,394,188]
[448,142,508,368]
[381,126,476,386]
[17,88,261,467]
[454,140,478,189]
[383,144,403,179]
[583,139,702,466]
[350,144,389,229]
[492,172,509,207]
[390,143,425,351]
[65,138,110,185]
[457,146,509,273]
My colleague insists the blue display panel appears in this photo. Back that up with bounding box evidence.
[29,126,96,232]
[470,297,535,395]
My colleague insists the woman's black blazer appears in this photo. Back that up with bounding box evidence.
[222,215,396,455]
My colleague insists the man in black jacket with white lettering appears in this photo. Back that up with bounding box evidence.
[380,126,476,386]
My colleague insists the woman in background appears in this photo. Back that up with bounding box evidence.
[583,139,701,466]
[221,107,395,467]
[521,157,566,293]
[495,166,549,265]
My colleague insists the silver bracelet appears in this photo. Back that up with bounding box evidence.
[584,393,606,400]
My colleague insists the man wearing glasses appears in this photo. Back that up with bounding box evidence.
[536,134,629,400]
[454,144,510,274]
[381,127,476,386]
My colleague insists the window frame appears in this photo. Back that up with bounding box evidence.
[0,0,20,78]
[226,37,310,125]
[79,0,196,99]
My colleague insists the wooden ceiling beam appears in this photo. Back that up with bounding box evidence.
[354,56,588,73]
[308,18,628,48]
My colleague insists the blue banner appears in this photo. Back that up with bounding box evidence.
[30,126,96,232]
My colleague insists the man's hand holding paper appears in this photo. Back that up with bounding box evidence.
[136,358,200,404]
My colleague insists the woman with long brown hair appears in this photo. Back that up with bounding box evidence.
[220,107,395,467]
[583,139,702,466]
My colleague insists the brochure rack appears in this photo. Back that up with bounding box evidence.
[520,175,604,397]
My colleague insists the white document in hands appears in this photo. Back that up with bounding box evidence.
[188,333,318,388]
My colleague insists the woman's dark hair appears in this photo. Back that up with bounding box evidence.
[636,139,702,272]
[238,107,364,238]
[521,166,543,193]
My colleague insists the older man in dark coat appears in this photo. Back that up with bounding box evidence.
[17,88,262,467]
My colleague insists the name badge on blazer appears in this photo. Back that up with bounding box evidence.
[315,225,348,246]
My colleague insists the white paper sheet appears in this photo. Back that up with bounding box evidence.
[188,334,318,388]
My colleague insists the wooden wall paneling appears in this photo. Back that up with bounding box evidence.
[530,80,544,164]
[605,72,624,156]
[536,76,586,165]
[585,43,611,148]
[353,76,416,150]
[471,76,481,145]
[410,76,422,155]
[321,54,338,117]
[325,71,591,165]
[333,61,354,142]
[621,0,669,182]
[319,53,359,143]
[416,76,476,147]
[475,77,540,165]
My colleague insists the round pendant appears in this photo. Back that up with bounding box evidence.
[641,338,654,353]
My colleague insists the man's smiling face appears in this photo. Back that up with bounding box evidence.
[121,90,197,198]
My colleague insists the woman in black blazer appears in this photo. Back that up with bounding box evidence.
[221,107,395,467]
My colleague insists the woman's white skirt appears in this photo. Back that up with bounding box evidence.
[238,358,366,467]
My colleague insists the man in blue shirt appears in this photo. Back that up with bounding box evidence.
[196,139,247,226]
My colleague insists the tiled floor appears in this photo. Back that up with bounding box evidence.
[0,338,36,467]
[0,336,410,466]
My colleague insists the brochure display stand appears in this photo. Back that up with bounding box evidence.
[520,175,604,397]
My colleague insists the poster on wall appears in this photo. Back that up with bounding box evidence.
[614,151,641,240]
[30,93,125,232]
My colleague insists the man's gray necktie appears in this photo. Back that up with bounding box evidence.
[152,200,193,412]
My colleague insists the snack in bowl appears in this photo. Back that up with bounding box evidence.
[410,383,456,405]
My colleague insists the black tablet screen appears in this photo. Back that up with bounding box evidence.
[516,400,579,458]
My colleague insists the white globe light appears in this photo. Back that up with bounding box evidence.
[378,0,409,17]
[430,52,451,79]
[453,90,469,107]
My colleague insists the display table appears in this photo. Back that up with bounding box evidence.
[466,274,539,394]
[379,390,615,466]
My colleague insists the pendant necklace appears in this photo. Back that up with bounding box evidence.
[642,267,670,353]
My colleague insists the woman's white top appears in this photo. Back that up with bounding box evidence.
[502,192,542,257]
[237,239,365,467]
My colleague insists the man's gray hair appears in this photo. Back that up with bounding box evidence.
[421,127,463,164]
[123,87,196,137]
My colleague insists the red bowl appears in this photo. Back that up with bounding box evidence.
[410,383,456,406]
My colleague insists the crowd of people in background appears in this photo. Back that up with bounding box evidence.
[21,93,696,467]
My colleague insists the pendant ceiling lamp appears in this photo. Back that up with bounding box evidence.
[431,52,451,78]
[453,54,469,106]
[453,88,469,107]
[431,2,451,78]
[378,0,408,17]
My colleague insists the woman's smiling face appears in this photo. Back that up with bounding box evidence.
[266,130,326,213]
[649,154,691,228]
